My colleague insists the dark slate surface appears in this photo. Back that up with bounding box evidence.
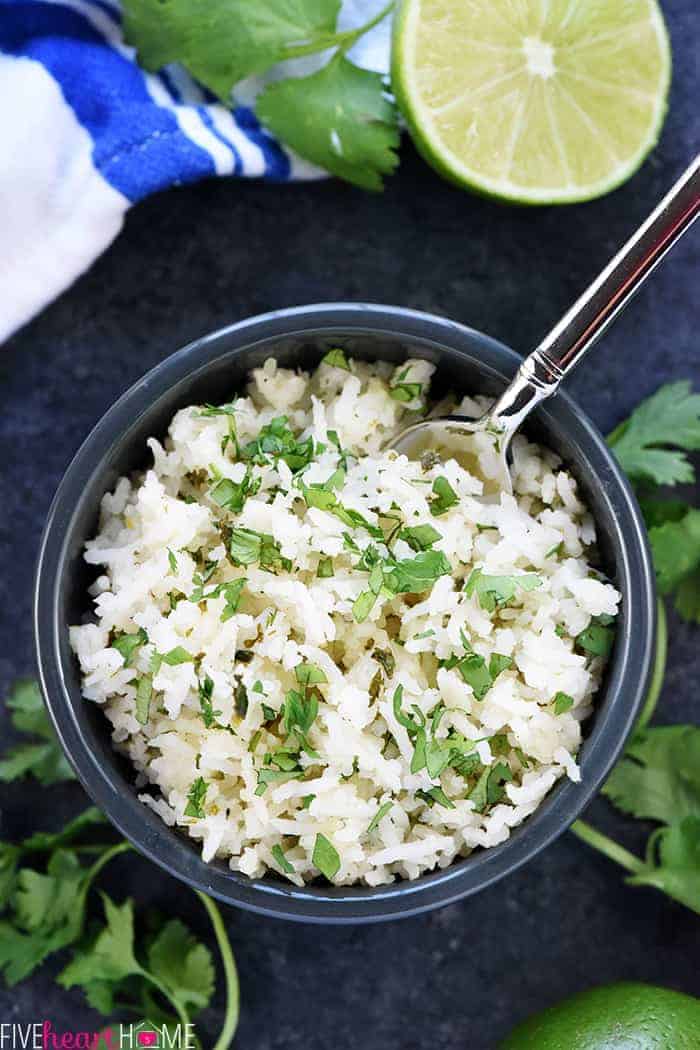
[1,3,698,1044]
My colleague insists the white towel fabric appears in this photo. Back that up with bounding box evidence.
[0,0,391,343]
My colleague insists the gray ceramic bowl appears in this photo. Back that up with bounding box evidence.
[35,303,656,923]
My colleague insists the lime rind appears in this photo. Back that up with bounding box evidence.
[392,0,672,205]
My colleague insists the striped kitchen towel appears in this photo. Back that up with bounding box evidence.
[0,0,390,343]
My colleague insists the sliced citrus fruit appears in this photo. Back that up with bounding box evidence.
[392,0,671,203]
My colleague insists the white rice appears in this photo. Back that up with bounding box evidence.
[70,355,620,886]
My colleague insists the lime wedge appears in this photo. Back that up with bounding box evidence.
[392,0,671,204]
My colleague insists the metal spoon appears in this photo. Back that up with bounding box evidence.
[391,155,700,493]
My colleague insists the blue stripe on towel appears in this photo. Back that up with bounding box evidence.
[233,106,291,181]
[0,1,216,201]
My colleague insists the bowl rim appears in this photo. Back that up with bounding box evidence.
[34,302,656,923]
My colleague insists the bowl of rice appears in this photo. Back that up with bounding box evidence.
[35,303,656,923]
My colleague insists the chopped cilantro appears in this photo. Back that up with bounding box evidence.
[321,347,350,371]
[295,662,328,686]
[241,416,314,473]
[468,762,513,813]
[184,777,207,818]
[255,769,304,795]
[161,646,194,666]
[488,653,514,678]
[198,676,220,728]
[312,833,340,881]
[372,648,395,677]
[416,786,455,809]
[465,569,542,612]
[430,476,459,517]
[135,675,152,725]
[282,688,319,739]
[383,550,452,595]
[271,844,295,875]
[167,549,178,573]
[353,590,377,623]
[366,800,393,833]
[234,682,248,719]
[112,628,148,667]
[576,617,615,657]
[554,691,575,715]
[316,557,334,578]
[209,466,260,514]
[229,528,291,573]
[400,523,442,551]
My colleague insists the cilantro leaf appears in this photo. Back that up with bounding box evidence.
[575,617,615,657]
[628,817,700,914]
[242,416,314,473]
[608,381,700,485]
[209,467,260,514]
[135,675,152,725]
[198,676,221,729]
[416,786,454,810]
[229,528,291,572]
[257,53,399,192]
[312,833,341,880]
[366,801,393,833]
[161,646,194,666]
[400,524,442,551]
[59,894,141,990]
[321,347,350,370]
[553,691,574,715]
[0,680,74,786]
[113,627,149,667]
[295,662,328,686]
[429,476,459,517]
[184,777,208,818]
[649,508,700,594]
[675,567,700,624]
[0,849,88,985]
[603,726,700,825]
[123,0,341,99]
[383,550,452,595]
[147,918,215,1012]
[271,844,295,875]
[465,569,542,613]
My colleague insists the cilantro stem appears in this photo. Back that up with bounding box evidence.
[635,597,667,731]
[197,892,239,1049]
[281,1,394,61]
[140,970,191,1033]
[85,840,133,884]
[570,820,644,874]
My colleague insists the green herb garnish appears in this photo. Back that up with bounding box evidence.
[554,691,574,715]
[429,476,459,517]
[322,347,350,370]
[271,844,295,875]
[312,833,341,881]
[184,777,208,818]
[366,801,393,833]
[465,569,542,612]
[112,628,148,667]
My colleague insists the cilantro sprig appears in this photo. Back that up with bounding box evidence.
[123,0,399,190]
[608,381,700,623]
[0,682,240,1043]
[570,380,700,911]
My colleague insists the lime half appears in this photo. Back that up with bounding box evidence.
[392,0,671,204]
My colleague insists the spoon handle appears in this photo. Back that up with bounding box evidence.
[489,155,700,434]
